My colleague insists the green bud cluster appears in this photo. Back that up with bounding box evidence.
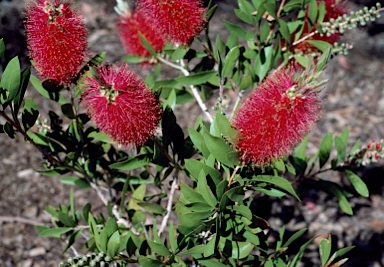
[331,42,353,56]
[320,3,382,36]
[59,252,112,267]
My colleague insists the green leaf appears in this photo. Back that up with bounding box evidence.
[234,9,253,24]
[168,223,177,252]
[206,4,218,22]
[138,256,164,267]
[344,170,369,197]
[224,20,247,39]
[232,205,252,221]
[110,154,151,170]
[22,98,39,131]
[204,234,216,257]
[30,75,67,104]
[107,231,121,257]
[278,19,291,43]
[63,229,82,253]
[61,103,75,119]
[58,212,76,227]
[123,54,149,64]
[147,240,170,257]
[333,245,355,259]
[319,237,332,267]
[176,71,216,85]
[260,22,271,43]
[13,67,31,115]
[289,236,317,267]
[0,56,20,104]
[180,183,205,203]
[165,89,177,110]
[197,170,217,207]
[295,135,309,160]
[231,241,254,259]
[254,45,273,82]
[264,2,277,19]
[306,40,332,52]
[39,227,72,238]
[185,159,222,185]
[204,131,239,167]
[137,202,165,215]
[188,127,210,158]
[283,228,307,248]
[172,46,188,61]
[0,38,4,59]
[252,175,300,200]
[210,113,237,139]
[308,0,318,26]
[319,133,333,168]
[3,122,16,139]
[222,46,240,78]
[178,244,206,256]
[317,1,326,24]
[335,128,349,162]
[350,139,361,155]
[198,259,228,267]
[322,181,353,215]
[26,132,50,146]
[88,131,115,143]
[60,176,90,188]
[138,33,157,56]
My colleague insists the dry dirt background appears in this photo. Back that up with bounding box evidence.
[1,0,384,266]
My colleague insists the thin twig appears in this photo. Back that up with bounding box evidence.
[157,56,213,122]
[230,90,244,119]
[0,216,43,226]
[227,166,240,189]
[158,170,179,236]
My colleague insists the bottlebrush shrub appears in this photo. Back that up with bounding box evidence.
[25,0,87,85]
[0,0,383,266]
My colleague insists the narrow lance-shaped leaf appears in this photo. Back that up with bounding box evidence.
[0,56,20,104]
[345,170,369,197]
[222,46,240,78]
[22,98,39,131]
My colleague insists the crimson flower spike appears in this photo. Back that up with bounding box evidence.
[80,64,162,147]
[25,0,87,85]
[231,53,330,167]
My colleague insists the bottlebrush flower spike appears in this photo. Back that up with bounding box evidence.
[80,64,162,147]
[231,66,323,166]
[116,7,165,58]
[137,0,206,45]
[295,0,347,53]
[25,0,87,85]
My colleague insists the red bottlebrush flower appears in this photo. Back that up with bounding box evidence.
[294,0,347,53]
[25,0,87,85]
[117,9,166,58]
[231,67,322,166]
[137,0,206,45]
[80,64,162,146]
